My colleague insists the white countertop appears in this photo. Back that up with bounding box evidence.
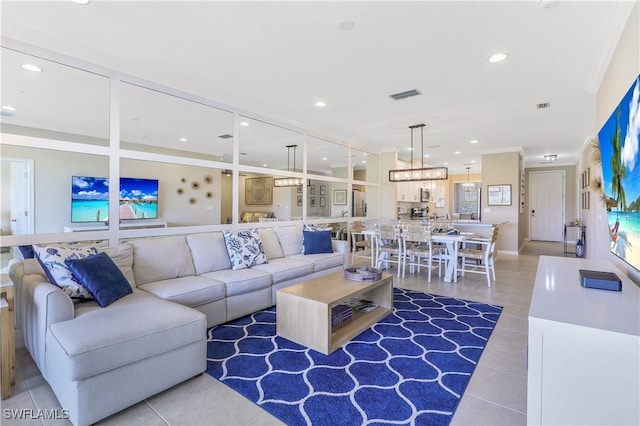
[529,256,640,337]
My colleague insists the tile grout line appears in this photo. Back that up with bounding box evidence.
[144,400,171,426]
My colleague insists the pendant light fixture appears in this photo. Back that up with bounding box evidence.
[273,145,307,187]
[462,166,475,192]
[389,124,448,182]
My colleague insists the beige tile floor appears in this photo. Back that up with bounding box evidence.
[2,241,566,425]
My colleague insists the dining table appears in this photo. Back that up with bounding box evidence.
[430,232,476,283]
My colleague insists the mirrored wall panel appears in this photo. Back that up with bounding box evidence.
[1,48,110,146]
[120,159,230,228]
[352,148,379,183]
[1,145,108,234]
[120,82,233,161]
[350,183,379,218]
[238,172,300,222]
[239,117,303,171]
[307,136,349,177]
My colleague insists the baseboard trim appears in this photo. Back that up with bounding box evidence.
[498,249,519,256]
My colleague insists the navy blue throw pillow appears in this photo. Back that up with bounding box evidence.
[302,230,333,255]
[65,252,132,307]
[18,245,35,259]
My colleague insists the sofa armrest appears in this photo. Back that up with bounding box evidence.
[332,239,349,268]
[20,272,74,378]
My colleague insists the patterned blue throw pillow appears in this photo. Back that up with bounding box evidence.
[32,245,100,299]
[222,229,268,271]
[65,252,133,307]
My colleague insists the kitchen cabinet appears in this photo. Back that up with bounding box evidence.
[396,182,419,202]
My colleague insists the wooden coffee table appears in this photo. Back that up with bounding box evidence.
[276,271,393,354]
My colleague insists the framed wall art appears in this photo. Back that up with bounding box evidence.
[487,184,512,206]
[245,177,273,205]
[333,189,347,205]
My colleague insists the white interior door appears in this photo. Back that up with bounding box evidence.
[6,159,34,235]
[529,170,564,242]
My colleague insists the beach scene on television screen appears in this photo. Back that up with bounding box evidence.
[119,178,158,219]
[599,75,640,269]
[71,176,109,222]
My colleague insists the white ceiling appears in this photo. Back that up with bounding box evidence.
[0,1,635,174]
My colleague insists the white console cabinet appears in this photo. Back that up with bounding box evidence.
[528,256,639,425]
[64,220,167,232]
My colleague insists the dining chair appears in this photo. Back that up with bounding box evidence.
[403,225,446,282]
[457,226,499,286]
[376,223,405,277]
[349,220,377,267]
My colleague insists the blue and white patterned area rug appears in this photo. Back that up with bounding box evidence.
[206,288,502,426]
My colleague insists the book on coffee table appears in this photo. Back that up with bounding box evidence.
[345,298,378,313]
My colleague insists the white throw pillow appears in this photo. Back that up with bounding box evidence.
[222,229,268,271]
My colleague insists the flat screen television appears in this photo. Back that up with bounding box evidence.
[119,177,159,220]
[71,176,110,223]
[599,74,640,271]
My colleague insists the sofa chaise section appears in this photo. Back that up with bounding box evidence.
[45,291,206,426]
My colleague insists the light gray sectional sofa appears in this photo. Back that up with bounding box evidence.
[9,225,348,426]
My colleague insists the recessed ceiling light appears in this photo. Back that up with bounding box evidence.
[488,53,508,63]
[454,151,461,155]
[322,157,328,161]
[263,164,268,167]
[2,106,16,112]
[21,64,42,72]
[444,162,449,165]
[71,0,91,4]
[240,121,249,127]
[470,139,478,144]
[314,100,326,108]
[423,154,430,158]
[361,160,367,164]
[179,138,187,142]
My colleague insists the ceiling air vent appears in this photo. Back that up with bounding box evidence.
[390,89,422,101]
[218,134,233,139]
[537,102,550,109]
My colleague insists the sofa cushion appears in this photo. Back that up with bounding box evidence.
[129,236,196,285]
[290,251,344,272]
[222,229,268,271]
[33,245,102,299]
[258,228,284,260]
[138,276,226,307]
[251,257,314,284]
[302,229,333,255]
[27,243,136,288]
[185,232,232,274]
[273,225,303,257]
[65,252,133,307]
[47,290,206,381]
[201,268,271,297]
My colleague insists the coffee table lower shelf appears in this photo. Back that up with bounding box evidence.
[276,272,393,355]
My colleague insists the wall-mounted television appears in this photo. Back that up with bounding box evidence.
[71,176,159,222]
[599,74,640,271]
[71,176,110,223]
[119,177,159,220]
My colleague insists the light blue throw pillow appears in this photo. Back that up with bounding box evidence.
[222,229,268,271]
